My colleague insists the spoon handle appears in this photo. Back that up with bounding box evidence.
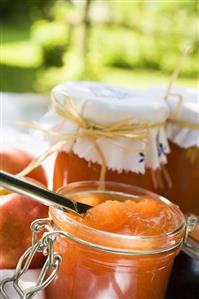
[0,170,90,214]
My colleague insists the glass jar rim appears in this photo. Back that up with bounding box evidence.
[49,181,186,255]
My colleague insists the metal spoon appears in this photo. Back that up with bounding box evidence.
[0,170,91,214]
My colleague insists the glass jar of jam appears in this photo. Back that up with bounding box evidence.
[147,87,199,216]
[1,181,191,299]
[38,82,169,191]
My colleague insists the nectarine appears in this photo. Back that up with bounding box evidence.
[0,147,48,268]
[0,147,47,186]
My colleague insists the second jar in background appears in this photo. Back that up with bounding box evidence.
[148,87,199,216]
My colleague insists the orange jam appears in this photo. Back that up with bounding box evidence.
[68,196,178,236]
[45,182,185,299]
[156,142,199,215]
[53,151,153,191]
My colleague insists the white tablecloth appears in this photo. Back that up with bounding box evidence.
[0,270,46,299]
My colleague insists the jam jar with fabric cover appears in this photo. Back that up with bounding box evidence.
[147,86,199,217]
[36,82,170,191]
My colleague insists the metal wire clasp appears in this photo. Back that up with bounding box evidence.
[0,218,62,299]
[183,214,198,260]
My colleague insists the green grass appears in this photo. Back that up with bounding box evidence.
[1,64,198,93]
[34,61,198,93]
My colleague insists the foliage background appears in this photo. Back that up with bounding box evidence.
[1,0,198,93]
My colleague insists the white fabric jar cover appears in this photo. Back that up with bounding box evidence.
[146,86,199,148]
[37,82,170,174]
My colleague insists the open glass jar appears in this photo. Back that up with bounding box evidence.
[1,181,196,299]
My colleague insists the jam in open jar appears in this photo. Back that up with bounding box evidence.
[45,181,186,299]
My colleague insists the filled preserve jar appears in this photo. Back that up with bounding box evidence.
[2,182,198,299]
[147,87,199,216]
[38,82,170,191]
[42,181,187,299]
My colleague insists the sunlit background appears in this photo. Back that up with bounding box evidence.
[1,0,198,94]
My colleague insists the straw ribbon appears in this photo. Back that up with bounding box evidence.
[164,46,190,120]
[164,45,198,131]
[52,93,153,140]
[164,45,191,99]
[152,45,198,190]
[164,93,184,119]
[169,119,199,130]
